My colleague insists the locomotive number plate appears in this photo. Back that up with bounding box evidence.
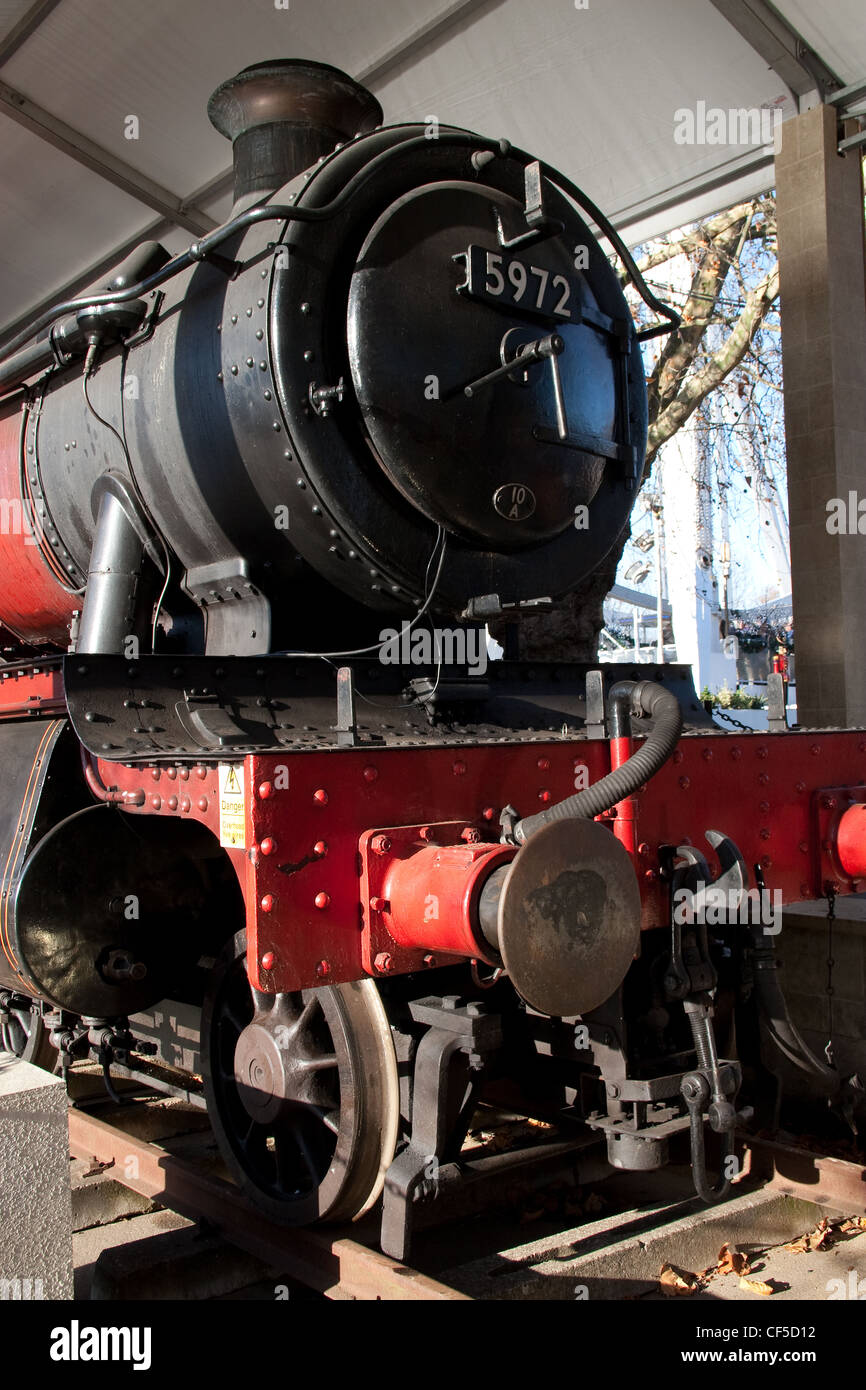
[460,245,577,320]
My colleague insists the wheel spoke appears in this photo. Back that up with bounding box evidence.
[296,1052,338,1073]
[291,1124,321,1185]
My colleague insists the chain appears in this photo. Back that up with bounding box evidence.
[824,887,836,1068]
[713,707,754,733]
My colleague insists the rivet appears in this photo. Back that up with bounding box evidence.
[537,757,550,770]
[314,892,330,910]
[179,767,190,780]
[167,795,178,810]
[313,788,328,805]
[256,329,264,340]
[303,349,314,361]
[273,421,280,431]
[264,389,272,400]
[759,827,770,840]
[231,364,238,374]
[759,800,770,813]
[811,744,821,756]
[453,760,467,776]
[261,836,276,856]
[759,771,770,785]
[261,951,275,971]
[198,796,208,811]
[679,776,690,789]
[258,781,273,800]
[756,746,768,759]
[151,768,161,781]
[314,841,327,856]
[673,750,684,764]
[196,767,207,779]
[300,302,311,314]
[257,298,264,308]
[538,789,551,802]
[363,765,378,782]
[261,894,274,913]
[482,806,495,820]
[795,781,806,793]
[702,748,713,761]
[150,794,161,809]
[730,747,742,760]
[231,314,238,324]
[246,357,254,367]
[181,796,191,812]
[316,960,330,977]
[799,841,808,853]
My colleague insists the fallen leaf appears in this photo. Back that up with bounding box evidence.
[717,1242,751,1275]
[783,1235,809,1253]
[809,1219,831,1250]
[739,1277,774,1296]
[840,1217,866,1233]
[84,1156,115,1177]
[659,1262,700,1296]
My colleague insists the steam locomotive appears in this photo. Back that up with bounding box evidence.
[0,59,861,1260]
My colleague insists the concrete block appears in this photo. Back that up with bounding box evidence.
[70,1154,157,1232]
[0,1058,73,1299]
[88,1212,280,1301]
[444,1188,819,1301]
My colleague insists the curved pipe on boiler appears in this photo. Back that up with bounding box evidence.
[513,679,683,844]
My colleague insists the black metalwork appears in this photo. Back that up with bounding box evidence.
[380,994,502,1261]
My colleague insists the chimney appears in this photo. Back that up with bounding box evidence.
[208,59,383,207]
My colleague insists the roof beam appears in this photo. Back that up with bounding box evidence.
[0,164,233,350]
[0,0,64,67]
[0,78,219,236]
[708,0,843,105]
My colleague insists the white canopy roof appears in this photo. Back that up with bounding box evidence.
[0,0,862,345]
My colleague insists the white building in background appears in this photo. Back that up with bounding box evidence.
[656,417,739,695]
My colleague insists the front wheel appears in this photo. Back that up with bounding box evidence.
[202,931,400,1225]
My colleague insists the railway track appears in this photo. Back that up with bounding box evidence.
[68,1103,466,1301]
[66,1079,866,1302]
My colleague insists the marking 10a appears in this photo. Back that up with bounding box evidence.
[460,245,575,320]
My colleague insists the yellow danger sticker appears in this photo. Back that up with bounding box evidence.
[218,763,246,848]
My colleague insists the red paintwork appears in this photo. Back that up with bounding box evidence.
[91,728,866,996]
[363,826,515,968]
[0,663,65,717]
[610,732,637,855]
[0,400,76,646]
[828,794,866,881]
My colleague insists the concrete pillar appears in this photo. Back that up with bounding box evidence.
[776,104,866,727]
[0,1058,73,1299]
